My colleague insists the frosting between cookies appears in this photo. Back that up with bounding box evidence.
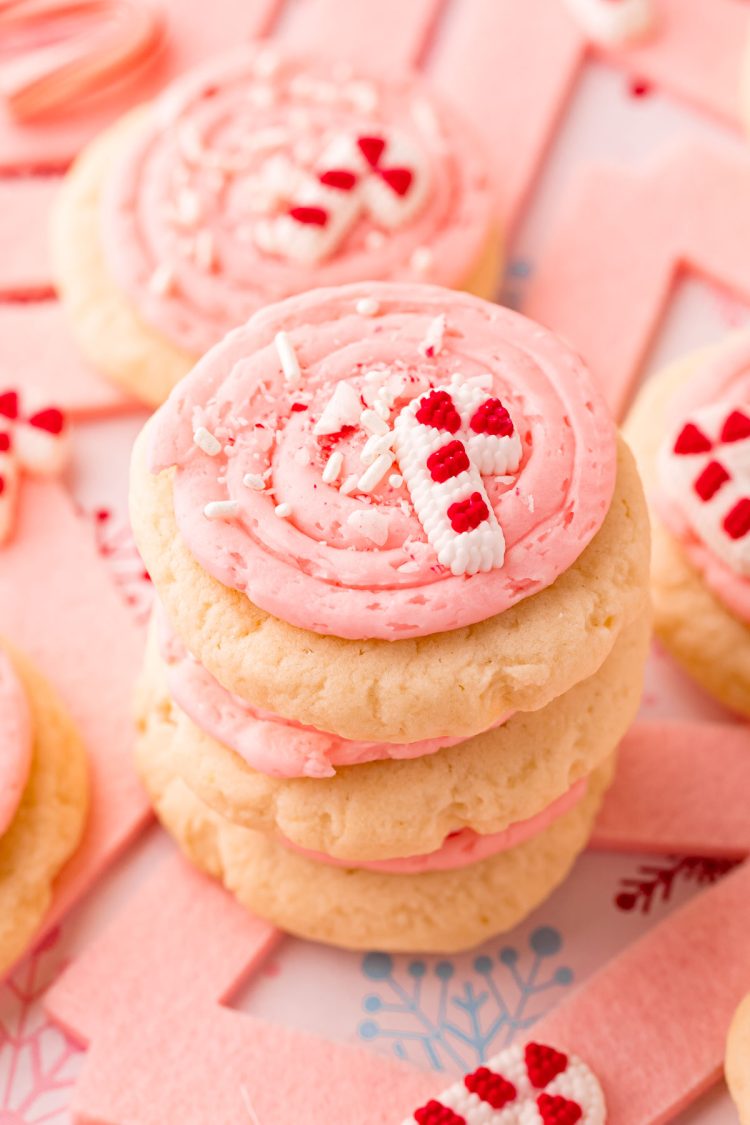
[280,780,587,873]
[157,605,510,777]
[150,284,617,640]
[655,336,750,623]
[0,647,33,837]
[101,47,493,356]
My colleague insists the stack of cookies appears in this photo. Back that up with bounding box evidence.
[131,282,651,952]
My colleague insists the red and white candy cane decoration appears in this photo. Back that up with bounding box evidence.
[404,1041,606,1125]
[393,380,522,576]
[659,402,750,575]
[560,0,654,45]
[0,390,69,545]
[255,132,429,266]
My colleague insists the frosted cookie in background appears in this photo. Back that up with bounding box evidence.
[626,334,750,716]
[53,46,498,406]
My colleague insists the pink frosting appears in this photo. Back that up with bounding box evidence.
[281,779,588,873]
[101,46,493,356]
[157,605,510,778]
[0,647,32,836]
[654,335,750,624]
[150,284,616,640]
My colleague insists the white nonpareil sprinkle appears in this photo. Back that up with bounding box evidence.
[360,409,389,436]
[275,502,292,519]
[410,246,433,273]
[356,297,380,317]
[389,473,403,488]
[340,474,359,495]
[204,499,239,520]
[148,263,176,297]
[322,450,344,484]
[313,382,361,436]
[274,331,301,388]
[193,426,221,456]
[243,473,265,490]
[346,508,390,547]
[419,314,446,358]
[358,452,394,493]
[361,431,395,466]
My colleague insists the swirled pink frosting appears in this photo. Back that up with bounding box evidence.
[280,780,587,873]
[654,335,750,624]
[149,283,616,639]
[101,46,493,356]
[157,604,510,778]
[0,648,32,836]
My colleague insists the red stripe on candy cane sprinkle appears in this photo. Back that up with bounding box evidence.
[0,388,68,545]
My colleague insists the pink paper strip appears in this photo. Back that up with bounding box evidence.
[0,480,150,952]
[275,0,442,69]
[0,177,58,295]
[532,859,750,1124]
[0,300,135,416]
[525,142,750,419]
[591,722,750,859]
[46,857,438,1124]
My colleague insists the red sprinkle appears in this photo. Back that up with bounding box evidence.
[525,1043,569,1089]
[290,402,309,412]
[537,1094,583,1125]
[694,460,730,501]
[464,1066,516,1110]
[721,409,750,443]
[414,1102,466,1125]
[319,168,358,191]
[427,440,470,483]
[289,205,328,227]
[0,390,19,420]
[416,390,461,434]
[357,135,386,167]
[0,476,4,496]
[379,166,413,196]
[470,398,514,437]
[673,422,712,455]
[447,492,489,533]
[724,498,750,540]
[27,406,65,435]
[0,432,11,453]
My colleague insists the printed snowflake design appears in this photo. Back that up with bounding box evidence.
[358,926,573,1072]
[0,927,83,1123]
[615,855,740,914]
[86,507,153,626]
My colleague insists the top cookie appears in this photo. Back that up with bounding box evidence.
[147,282,617,641]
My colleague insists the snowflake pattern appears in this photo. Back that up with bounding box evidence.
[357,926,573,1072]
[615,855,740,914]
[0,928,83,1124]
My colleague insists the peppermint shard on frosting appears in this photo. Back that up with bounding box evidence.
[393,381,522,576]
[658,401,750,576]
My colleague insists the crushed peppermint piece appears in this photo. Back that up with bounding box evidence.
[389,473,404,488]
[148,263,176,297]
[419,314,447,359]
[274,502,292,518]
[274,331,302,388]
[243,473,265,490]
[346,508,390,546]
[193,426,221,456]
[341,474,359,495]
[410,246,433,273]
[204,499,239,520]
[360,409,389,436]
[322,450,344,484]
[313,382,361,435]
[358,452,394,493]
[356,297,380,317]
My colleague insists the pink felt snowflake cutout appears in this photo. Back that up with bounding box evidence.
[0,928,84,1123]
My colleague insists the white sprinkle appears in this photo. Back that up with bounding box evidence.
[373,397,392,421]
[322,450,344,484]
[397,559,420,573]
[389,473,403,488]
[193,426,221,456]
[275,503,292,519]
[341,474,359,495]
[243,473,265,490]
[360,409,389,436]
[148,262,175,297]
[313,382,361,435]
[358,452,394,493]
[527,493,535,513]
[419,314,446,359]
[361,431,395,466]
[194,229,216,271]
[204,499,239,520]
[275,331,301,388]
[410,246,433,273]
[356,297,380,317]
[346,508,390,546]
[175,187,202,227]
